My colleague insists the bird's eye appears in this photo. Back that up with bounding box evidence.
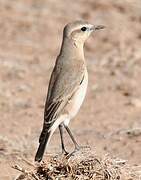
[81,27,87,31]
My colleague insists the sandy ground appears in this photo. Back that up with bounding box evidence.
[0,0,141,179]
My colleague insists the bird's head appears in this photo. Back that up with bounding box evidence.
[63,20,105,44]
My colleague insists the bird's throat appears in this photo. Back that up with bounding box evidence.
[60,38,85,61]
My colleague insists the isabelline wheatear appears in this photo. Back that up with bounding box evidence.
[35,20,105,162]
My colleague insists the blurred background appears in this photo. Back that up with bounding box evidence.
[0,0,141,179]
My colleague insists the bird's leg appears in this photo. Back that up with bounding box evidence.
[64,125,91,158]
[59,124,69,155]
[64,125,80,152]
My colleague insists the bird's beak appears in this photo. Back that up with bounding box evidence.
[90,25,106,31]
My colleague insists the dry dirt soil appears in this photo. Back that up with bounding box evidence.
[0,0,141,179]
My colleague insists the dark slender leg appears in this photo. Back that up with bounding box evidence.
[59,124,69,155]
[63,125,90,158]
[64,125,80,151]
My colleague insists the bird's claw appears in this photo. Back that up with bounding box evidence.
[61,150,69,156]
[66,145,91,159]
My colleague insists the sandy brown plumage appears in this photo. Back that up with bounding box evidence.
[35,20,105,162]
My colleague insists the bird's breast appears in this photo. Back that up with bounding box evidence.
[65,69,88,120]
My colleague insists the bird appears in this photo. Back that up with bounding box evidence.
[35,20,105,162]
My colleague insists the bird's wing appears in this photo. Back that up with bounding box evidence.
[46,67,57,104]
[39,59,85,143]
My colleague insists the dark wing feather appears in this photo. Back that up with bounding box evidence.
[39,100,62,143]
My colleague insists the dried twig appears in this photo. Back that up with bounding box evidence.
[12,164,39,180]
[13,151,141,180]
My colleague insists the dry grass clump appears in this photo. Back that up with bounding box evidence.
[14,150,141,180]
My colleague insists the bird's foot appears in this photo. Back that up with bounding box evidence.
[66,149,78,159]
[66,145,91,159]
[54,148,69,158]
[61,149,69,156]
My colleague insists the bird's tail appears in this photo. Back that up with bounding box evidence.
[35,132,51,162]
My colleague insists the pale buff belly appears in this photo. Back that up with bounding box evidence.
[64,69,88,125]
